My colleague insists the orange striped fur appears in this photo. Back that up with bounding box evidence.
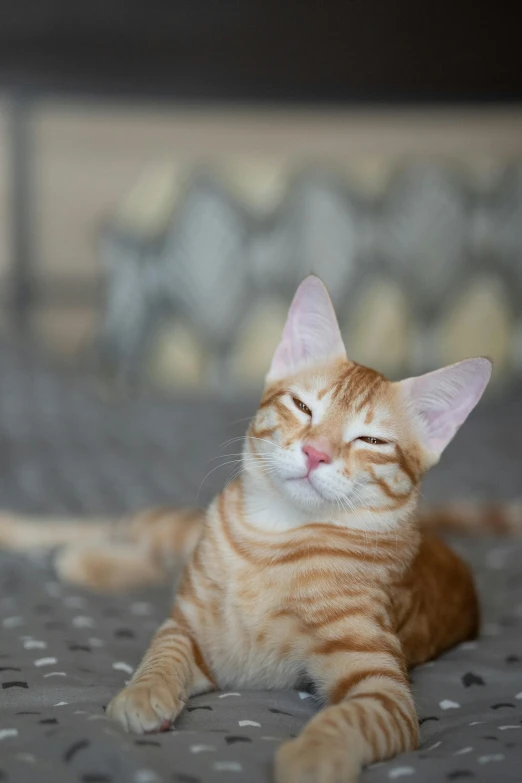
[0,275,516,782]
[104,345,484,781]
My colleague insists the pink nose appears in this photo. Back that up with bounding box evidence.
[302,443,332,472]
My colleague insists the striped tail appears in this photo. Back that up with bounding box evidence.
[418,500,522,536]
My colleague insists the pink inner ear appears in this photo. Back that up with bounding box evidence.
[402,358,492,456]
[268,276,346,380]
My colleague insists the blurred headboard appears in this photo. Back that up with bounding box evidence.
[98,159,522,393]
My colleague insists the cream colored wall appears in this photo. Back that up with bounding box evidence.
[33,105,522,240]
[30,104,522,283]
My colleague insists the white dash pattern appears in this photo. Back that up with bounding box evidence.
[112,661,134,674]
[0,729,19,740]
[214,761,242,772]
[34,657,58,667]
[388,768,415,780]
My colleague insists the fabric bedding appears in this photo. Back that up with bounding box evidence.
[0,345,521,782]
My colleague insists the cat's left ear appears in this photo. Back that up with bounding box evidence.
[398,357,492,464]
[267,275,346,381]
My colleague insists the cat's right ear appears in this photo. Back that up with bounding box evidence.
[266,276,346,382]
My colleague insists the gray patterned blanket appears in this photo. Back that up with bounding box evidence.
[0,345,521,782]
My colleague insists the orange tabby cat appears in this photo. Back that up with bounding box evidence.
[1,275,520,783]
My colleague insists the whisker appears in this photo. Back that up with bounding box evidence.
[248,436,284,450]
[209,452,275,461]
[218,436,248,451]
[197,459,243,501]
[223,464,246,491]
[218,435,284,453]
[225,415,255,428]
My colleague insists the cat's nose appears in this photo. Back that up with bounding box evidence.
[302,443,332,472]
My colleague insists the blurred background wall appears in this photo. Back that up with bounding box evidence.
[1,1,521,396]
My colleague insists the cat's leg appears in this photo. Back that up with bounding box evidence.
[394,534,480,667]
[107,608,214,733]
[0,507,204,591]
[0,511,157,591]
[275,629,417,783]
[55,507,204,591]
[54,543,166,591]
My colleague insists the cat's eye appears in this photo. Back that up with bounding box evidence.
[293,397,312,417]
[358,436,387,445]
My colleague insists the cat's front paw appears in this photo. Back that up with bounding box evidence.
[107,681,185,734]
[275,734,360,783]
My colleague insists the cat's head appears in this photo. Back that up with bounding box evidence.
[245,276,491,527]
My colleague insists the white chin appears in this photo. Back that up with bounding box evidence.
[283,476,327,509]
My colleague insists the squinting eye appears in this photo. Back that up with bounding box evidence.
[292,397,312,417]
[358,436,387,445]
